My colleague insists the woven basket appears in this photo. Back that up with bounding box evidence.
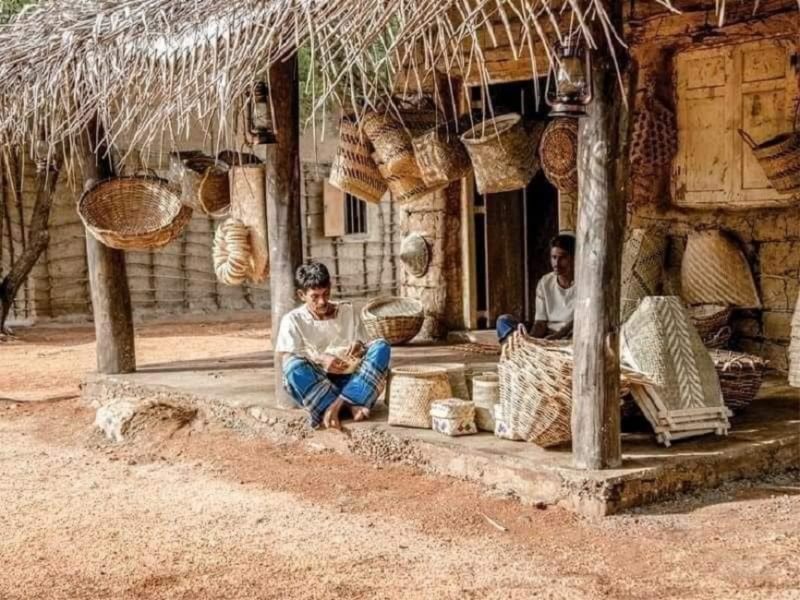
[376,160,446,205]
[631,96,678,171]
[460,114,543,194]
[181,156,231,218]
[472,373,499,431]
[709,350,768,413]
[388,366,452,428]
[362,296,425,345]
[430,399,477,436]
[213,218,253,286]
[739,127,800,196]
[539,118,578,193]
[361,98,443,178]
[681,230,761,309]
[433,363,469,400]
[412,124,472,187]
[229,163,269,283]
[79,176,192,251]
[168,150,205,189]
[329,116,387,203]
[687,304,734,349]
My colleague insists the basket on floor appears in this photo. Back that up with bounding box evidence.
[472,372,499,431]
[362,296,425,345]
[181,156,231,218]
[709,349,768,413]
[388,366,452,428]
[329,115,387,203]
[460,114,543,194]
[739,127,800,196]
[539,118,578,193]
[432,363,469,400]
[687,304,734,349]
[498,331,573,447]
[412,123,472,187]
[430,399,477,436]
[79,176,193,251]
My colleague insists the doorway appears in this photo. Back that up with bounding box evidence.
[470,81,560,330]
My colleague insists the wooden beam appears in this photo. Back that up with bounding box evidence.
[83,120,136,374]
[265,57,303,409]
[571,28,631,470]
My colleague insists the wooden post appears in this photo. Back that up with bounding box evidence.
[83,120,136,374]
[571,31,630,469]
[265,57,303,409]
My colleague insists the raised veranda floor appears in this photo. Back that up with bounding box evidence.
[82,342,800,516]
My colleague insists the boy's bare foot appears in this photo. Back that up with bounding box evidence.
[352,407,370,422]
[323,397,344,430]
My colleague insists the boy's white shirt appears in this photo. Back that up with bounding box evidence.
[535,272,575,332]
[275,302,363,361]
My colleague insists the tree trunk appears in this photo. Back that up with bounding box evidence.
[571,27,631,470]
[0,161,61,334]
[265,58,303,409]
[83,121,136,374]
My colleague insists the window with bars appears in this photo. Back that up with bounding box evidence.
[344,194,368,236]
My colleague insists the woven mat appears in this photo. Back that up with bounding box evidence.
[621,228,666,322]
[441,343,501,356]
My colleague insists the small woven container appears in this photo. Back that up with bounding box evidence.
[412,124,472,187]
[460,114,543,194]
[687,304,734,349]
[539,118,578,193]
[213,218,252,286]
[709,350,768,413]
[472,373,499,431]
[79,176,192,251]
[329,116,387,203]
[388,366,452,428]
[377,161,445,205]
[739,127,800,196]
[181,156,231,218]
[433,363,469,400]
[430,399,478,436]
[493,404,523,441]
[168,150,205,189]
[362,296,425,345]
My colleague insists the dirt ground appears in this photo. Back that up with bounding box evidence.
[1,317,799,600]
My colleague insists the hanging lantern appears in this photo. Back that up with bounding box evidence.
[546,40,593,118]
[246,82,277,144]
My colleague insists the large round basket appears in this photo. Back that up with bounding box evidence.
[78,176,193,251]
[687,304,734,349]
[739,128,800,196]
[387,365,452,428]
[362,296,425,345]
[181,156,231,218]
[539,118,578,193]
[460,114,543,194]
[709,349,768,413]
[329,116,387,204]
[412,124,472,187]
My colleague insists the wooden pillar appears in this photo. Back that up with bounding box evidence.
[83,120,136,374]
[571,31,631,469]
[265,57,303,408]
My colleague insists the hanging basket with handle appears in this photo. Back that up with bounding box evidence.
[181,156,231,218]
[412,123,472,187]
[79,175,193,251]
[738,123,800,196]
[329,115,387,204]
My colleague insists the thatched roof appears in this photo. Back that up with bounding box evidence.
[0,0,786,158]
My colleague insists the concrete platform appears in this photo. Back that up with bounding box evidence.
[82,344,800,516]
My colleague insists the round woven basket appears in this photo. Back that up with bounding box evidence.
[539,118,578,193]
[412,124,472,187]
[212,218,253,286]
[362,296,425,345]
[329,116,387,203]
[687,304,734,349]
[472,373,499,431]
[461,114,543,194]
[388,366,452,428]
[432,362,469,400]
[181,156,231,218]
[376,161,445,205]
[709,349,768,413]
[79,176,193,251]
[739,127,800,196]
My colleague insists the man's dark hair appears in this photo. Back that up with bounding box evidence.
[550,233,576,257]
[295,262,331,290]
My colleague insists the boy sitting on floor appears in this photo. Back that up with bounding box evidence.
[275,262,391,430]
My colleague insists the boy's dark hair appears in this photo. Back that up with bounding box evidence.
[550,233,576,257]
[295,262,331,290]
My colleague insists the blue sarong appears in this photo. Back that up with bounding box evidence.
[283,339,391,428]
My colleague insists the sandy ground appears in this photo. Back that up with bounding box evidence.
[1,317,799,599]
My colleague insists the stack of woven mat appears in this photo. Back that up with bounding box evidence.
[622,296,731,446]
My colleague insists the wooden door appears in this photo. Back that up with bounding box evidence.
[486,189,526,324]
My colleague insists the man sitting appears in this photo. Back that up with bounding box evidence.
[276,262,391,430]
[496,233,576,343]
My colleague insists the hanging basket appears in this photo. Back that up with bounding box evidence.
[181,156,231,218]
[739,127,800,196]
[78,176,192,251]
[167,150,205,190]
[329,116,388,204]
[631,95,678,171]
[539,118,578,193]
[213,218,253,286]
[362,296,425,345]
[709,350,768,414]
[388,366,452,428]
[376,161,445,205]
[412,123,472,187]
[460,114,543,194]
